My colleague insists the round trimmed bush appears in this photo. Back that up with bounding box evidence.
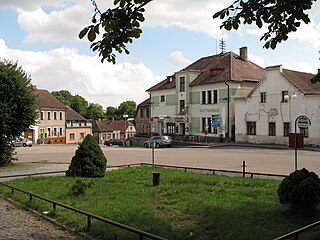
[66,135,106,177]
[277,168,320,216]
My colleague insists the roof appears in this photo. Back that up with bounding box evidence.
[146,51,265,91]
[65,106,86,121]
[91,120,113,133]
[33,88,67,110]
[106,120,134,133]
[281,69,319,94]
[137,98,150,107]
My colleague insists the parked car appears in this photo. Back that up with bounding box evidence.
[143,136,173,148]
[12,138,33,147]
[104,139,124,146]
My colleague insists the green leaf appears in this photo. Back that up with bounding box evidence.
[78,27,89,39]
[88,28,96,42]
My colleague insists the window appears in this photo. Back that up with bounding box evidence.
[47,112,51,120]
[146,108,149,118]
[207,117,212,133]
[179,76,185,92]
[167,124,175,135]
[40,112,44,120]
[213,90,218,104]
[80,133,85,139]
[202,118,207,132]
[47,127,51,136]
[70,133,75,140]
[201,91,206,104]
[269,122,276,136]
[207,91,212,104]
[140,109,144,118]
[300,128,309,138]
[60,112,63,120]
[180,100,185,114]
[246,122,256,135]
[160,95,165,102]
[53,128,57,136]
[54,112,57,120]
[282,91,288,102]
[59,127,63,136]
[283,122,290,136]
[261,92,266,103]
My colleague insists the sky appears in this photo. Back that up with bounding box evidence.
[0,0,320,108]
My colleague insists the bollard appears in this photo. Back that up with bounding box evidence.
[152,172,161,186]
[242,161,246,178]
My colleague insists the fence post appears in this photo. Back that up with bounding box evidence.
[87,215,91,229]
[242,161,246,178]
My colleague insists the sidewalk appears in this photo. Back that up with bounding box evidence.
[0,198,91,240]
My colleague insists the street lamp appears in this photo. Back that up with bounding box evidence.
[284,92,297,132]
[123,114,128,140]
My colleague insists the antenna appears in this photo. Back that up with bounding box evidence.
[219,39,225,54]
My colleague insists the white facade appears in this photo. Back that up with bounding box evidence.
[235,65,320,146]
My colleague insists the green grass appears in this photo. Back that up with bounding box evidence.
[0,166,319,240]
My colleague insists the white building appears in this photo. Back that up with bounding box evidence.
[147,47,265,140]
[235,65,320,146]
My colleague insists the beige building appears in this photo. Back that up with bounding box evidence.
[32,87,67,144]
[135,98,151,136]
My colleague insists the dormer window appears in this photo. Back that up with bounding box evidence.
[211,68,223,76]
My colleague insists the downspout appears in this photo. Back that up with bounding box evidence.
[225,81,230,141]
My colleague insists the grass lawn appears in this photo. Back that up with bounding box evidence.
[0,166,319,240]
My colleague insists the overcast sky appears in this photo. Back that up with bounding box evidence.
[0,0,320,108]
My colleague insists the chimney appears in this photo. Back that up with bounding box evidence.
[239,47,248,61]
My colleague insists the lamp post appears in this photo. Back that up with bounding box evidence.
[224,81,230,141]
[284,92,297,132]
[123,114,128,140]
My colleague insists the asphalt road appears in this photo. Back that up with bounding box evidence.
[9,144,320,176]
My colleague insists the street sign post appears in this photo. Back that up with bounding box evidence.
[212,114,220,128]
[293,115,311,171]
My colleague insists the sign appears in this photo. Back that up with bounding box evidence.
[175,117,188,123]
[289,133,304,149]
[211,114,221,128]
[297,116,310,129]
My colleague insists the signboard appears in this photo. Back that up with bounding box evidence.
[297,116,310,129]
[211,114,221,128]
[289,133,304,149]
[175,117,188,123]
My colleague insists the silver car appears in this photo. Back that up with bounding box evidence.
[12,138,33,147]
[143,136,173,148]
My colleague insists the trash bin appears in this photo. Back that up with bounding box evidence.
[152,172,161,186]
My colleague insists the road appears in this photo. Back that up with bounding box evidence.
[7,144,320,176]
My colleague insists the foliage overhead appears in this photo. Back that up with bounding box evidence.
[0,60,38,166]
[277,168,320,216]
[80,0,316,63]
[66,134,107,177]
[70,95,88,117]
[213,0,317,49]
[51,90,73,106]
[79,0,151,63]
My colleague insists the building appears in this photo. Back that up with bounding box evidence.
[146,47,265,140]
[91,120,114,144]
[91,119,136,144]
[135,98,151,136]
[235,65,320,145]
[31,87,68,144]
[65,106,92,144]
[107,120,136,139]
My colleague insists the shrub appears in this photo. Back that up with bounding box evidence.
[277,168,320,216]
[66,135,107,177]
[69,179,94,196]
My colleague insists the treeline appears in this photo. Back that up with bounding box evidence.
[51,90,136,120]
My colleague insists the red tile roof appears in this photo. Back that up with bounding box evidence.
[282,69,319,94]
[138,98,151,107]
[146,51,264,91]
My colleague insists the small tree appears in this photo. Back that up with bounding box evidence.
[66,135,106,177]
[277,168,320,216]
[0,59,38,166]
